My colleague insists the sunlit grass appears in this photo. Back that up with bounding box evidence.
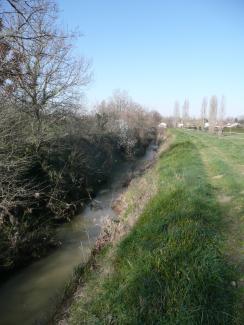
[68,130,238,324]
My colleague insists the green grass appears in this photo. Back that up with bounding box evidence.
[223,127,244,133]
[68,130,241,325]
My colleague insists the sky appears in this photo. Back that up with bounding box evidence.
[57,0,244,117]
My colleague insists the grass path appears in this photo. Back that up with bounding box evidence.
[182,130,244,264]
[181,130,244,321]
[66,130,243,324]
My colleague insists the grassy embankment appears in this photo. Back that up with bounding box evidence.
[66,129,243,324]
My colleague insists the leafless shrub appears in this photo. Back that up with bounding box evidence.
[94,90,159,157]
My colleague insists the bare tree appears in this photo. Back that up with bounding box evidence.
[209,95,218,133]
[219,95,226,133]
[0,0,55,83]
[1,0,91,149]
[94,91,159,157]
[150,110,162,126]
[201,97,208,129]
[0,0,91,224]
[182,99,190,127]
[0,0,55,40]
[173,101,180,127]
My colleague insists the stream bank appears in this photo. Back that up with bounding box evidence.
[0,128,157,277]
[52,137,169,324]
[0,142,159,325]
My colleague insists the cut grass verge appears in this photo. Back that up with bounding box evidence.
[68,131,238,324]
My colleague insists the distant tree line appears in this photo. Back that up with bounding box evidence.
[172,95,229,133]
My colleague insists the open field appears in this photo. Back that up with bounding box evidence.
[66,130,243,324]
[223,127,244,140]
[223,127,244,134]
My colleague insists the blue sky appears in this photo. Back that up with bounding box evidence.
[57,0,244,116]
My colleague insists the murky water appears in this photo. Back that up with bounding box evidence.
[0,146,156,325]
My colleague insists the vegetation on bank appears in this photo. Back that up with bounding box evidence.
[48,137,164,325]
[0,92,160,274]
[67,130,239,324]
[0,1,161,275]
